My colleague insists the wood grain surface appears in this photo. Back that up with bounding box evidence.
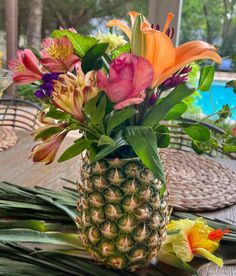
[0,131,235,276]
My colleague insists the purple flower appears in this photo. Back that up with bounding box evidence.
[34,89,45,99]
[162,65,192,89]
[34,72,60,99]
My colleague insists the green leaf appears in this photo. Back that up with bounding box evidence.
[81,43,108,73]
[198,65,215,91]
[216,104,232,123]
[111,43,130,59]
[225,80,236,93]
[92,95,107,124]
[191,140,205,154]
[155,125,170,148]
[142,83,195,127]
[125,126,165,182]
[106,108,138,135]
[0,229,82,248]
[51,30,97,58]
[84,94,107,125]
[98,135,116,147]
[0,220,46,231]
[92,130,127,162]
[46,106,69,120]
[180,123,211,141]
[35,127,64,140]
[58,138,90,162]
[164,101,188,120]
[223,144,236,153]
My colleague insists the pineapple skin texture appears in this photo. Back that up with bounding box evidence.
[77,158,169,271]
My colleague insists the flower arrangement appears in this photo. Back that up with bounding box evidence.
[8,11,236,271]
[9,10,232,169]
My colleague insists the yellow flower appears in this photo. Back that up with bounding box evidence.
[158,218,228,271]
[107,11,221,88]
[96,31,126,54]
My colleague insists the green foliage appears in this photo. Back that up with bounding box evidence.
[52,30,97,58]
[84,94,107,125]
[155,125,170,148]
[180,123,211,142]
[58,138,90,162]
[17,84,42,106]
[198,65,215,92]
[35,127,64,140]
[111,43,131,59]
[81,43,108,73]
[125,126,165,183]
[164,101,188,120]
[105,108,138,135]
[97,135,115,147]
[216,104,232,123]
[142,83,195,127]
[226,80,236,93]
[180,0,236,58]
[46,106,69,120]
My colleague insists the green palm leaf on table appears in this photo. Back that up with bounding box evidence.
[0,180,236,275]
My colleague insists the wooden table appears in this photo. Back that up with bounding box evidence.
[0,131,236,276]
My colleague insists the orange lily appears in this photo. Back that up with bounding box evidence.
[107,12,222,88]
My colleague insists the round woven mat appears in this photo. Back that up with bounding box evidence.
[160,148,236,212]
[0,126,17,151]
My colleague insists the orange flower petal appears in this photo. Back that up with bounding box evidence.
[128,11,140,27]
[106,19,132,40]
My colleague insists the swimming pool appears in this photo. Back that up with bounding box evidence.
[194,80,236,121]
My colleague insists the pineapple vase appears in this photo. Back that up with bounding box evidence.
[77,157,169,271]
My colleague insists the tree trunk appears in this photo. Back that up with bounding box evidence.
[27,0,42,48]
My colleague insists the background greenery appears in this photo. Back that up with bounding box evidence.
[0,0,235,59]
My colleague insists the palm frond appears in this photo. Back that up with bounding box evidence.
[1,180,236,275]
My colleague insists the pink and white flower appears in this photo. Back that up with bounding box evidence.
[40,37,79,72]
[8,49,43,84]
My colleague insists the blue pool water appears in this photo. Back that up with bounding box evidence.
[194,80,236,120]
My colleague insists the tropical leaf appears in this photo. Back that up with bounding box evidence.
[106,108,138,135]
[142,83,195,127]
[198,65,215,92]
[81,43,108,73]
[58,138,90,162]
[164,101,188,120]
[125,126,165,183]
[0,229,82,248]
[92,130,127,162]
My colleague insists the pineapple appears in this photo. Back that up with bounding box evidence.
[77,157,169,271]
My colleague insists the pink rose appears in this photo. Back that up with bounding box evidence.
[97,53,154,109]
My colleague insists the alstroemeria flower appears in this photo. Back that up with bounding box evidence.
[40,37,79,72]
[158,218,228,270]
[52,66,100,122]
[31,111,67,141]
[97,53,154,109]
[8,49,43,84]
[30,132,67,164]
[107,12,221,88]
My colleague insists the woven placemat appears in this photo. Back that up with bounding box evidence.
[0,126,17,151]
[160,148,236,212]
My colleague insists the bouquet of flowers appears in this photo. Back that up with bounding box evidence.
[8,11,234,270]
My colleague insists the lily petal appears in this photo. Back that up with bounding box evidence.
[107,19,132,40]
[194,248,223,267]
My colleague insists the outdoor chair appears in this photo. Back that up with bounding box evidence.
[0,98,41,131]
